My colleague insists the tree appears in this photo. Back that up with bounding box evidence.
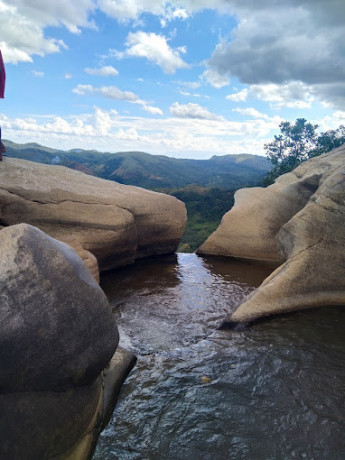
[264,118,318,184]
[312,125,345,156]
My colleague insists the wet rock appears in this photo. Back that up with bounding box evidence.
[199,145,345,323]
[0,158,187,278]
[0,224,135,459]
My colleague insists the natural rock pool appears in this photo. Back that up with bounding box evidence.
[94,253,345,460]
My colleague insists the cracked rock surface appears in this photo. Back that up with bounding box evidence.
[0,158,187,279]
[197,145,345,323]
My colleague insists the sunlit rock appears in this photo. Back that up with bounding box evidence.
[0,158,187,279]
[198,145,345,323]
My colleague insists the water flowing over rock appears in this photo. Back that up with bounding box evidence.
[197,145,345,324]
[0,158,187,279]
[0,224,136,460]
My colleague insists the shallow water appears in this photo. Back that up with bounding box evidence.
[94,253,345,460]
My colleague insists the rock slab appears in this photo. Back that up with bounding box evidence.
[0,158,187,277]
[0,224,135,460]
[198,145,345,323]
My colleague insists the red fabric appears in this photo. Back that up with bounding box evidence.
[0,50,5,99]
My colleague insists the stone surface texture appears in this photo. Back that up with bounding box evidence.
[198,145,345,323]
[0,158,187,277]
[0,224,136,460]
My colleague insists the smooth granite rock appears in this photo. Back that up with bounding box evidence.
[198,145,345,324]
[0,158,187,278]
[0,224,136,460]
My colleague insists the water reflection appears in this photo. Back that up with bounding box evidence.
[95,254,345,460]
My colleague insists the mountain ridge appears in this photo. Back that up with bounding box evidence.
[3,139,271,190]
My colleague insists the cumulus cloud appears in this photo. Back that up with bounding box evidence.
[170,102,224,121]
[98,0,206,22]
[160,7,188,27]
[201,68,230,89]
[90,106,118,135]
[8,0,96,32]
[250,82,315,108]
[97,0,163,21]
[0,0,94,63]
[97,0,231,22]
[115,31,189,74]
[1,105,285,158]
[142,105,163,115]
[207,0,345,108]
[227,82,315,108]
[226,89,249,102]
[85,65,119,76]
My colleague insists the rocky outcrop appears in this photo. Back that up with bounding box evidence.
[198,145,345,324]
[0,158,187,279]
[0,224,136,460]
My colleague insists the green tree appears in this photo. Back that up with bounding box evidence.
[264,118,319,184]
[312,125,345,155]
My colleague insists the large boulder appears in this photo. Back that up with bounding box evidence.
[0,224,135,460]
[0,158,187,278]
[197,145,345,324]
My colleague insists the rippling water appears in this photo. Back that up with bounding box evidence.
[94,253,345,460]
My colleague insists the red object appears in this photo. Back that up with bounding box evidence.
[0,50,5,99]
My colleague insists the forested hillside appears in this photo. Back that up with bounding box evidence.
[4,140,271,251]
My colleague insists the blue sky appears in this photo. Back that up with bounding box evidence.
[0,0,344,158]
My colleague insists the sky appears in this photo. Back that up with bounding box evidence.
[0,0,344,159]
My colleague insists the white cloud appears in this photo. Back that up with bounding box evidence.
[226,89,248,102]
[73,84,139,102]
[7,103,340,159]
[226,82,315,109]
[85,65,119,76]
[142,105,163,115]
[2,107,273,157]
[73,83,163,115]
[0,0,94,63]
[8,0,96,32]
[4,0,343,112]
[65,73,72,79]
[207,0,345,108]
[97,0,162,21]
[160,7,188,26]
[178,90,205,98]
[316,110,345,133]
[201,68,230,89]
[233,107,269,119]
[91,106,118,135]
[252,82,314,107]
[97,0,230,22]
[116,31,189,74]
[176,80,201,90]
[170,102,224,121]
[117,127,139,140]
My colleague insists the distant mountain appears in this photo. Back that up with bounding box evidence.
[3,140,271,191]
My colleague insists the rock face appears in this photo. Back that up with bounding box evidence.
[0,224,136,460]
[198,145,345,324]
[0,158,187,279]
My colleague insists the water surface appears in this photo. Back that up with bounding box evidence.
[94,253,345,460]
